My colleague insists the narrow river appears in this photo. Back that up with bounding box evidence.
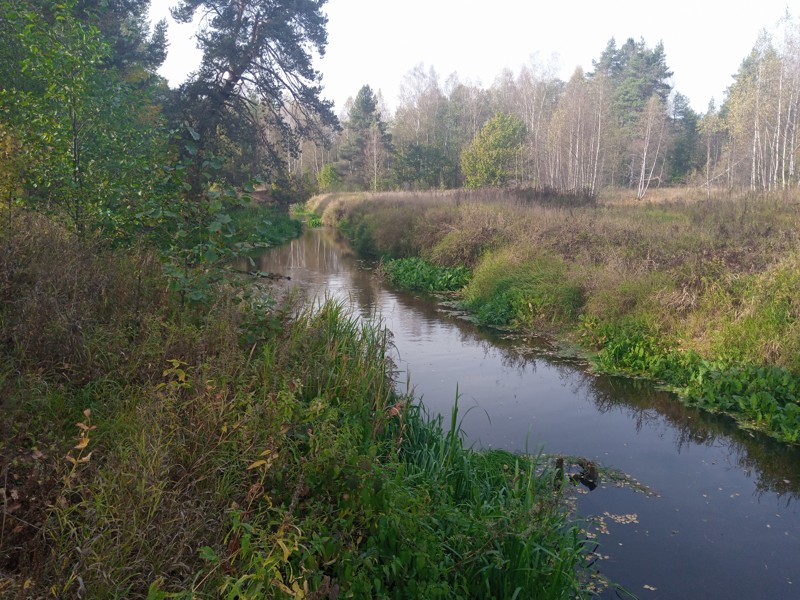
[251,228,799,600]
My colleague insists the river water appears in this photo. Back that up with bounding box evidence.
[250,228,800,599]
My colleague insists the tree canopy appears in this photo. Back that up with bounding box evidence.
[170,0,338,183]
[338,84,392,190]
[461,112,527,188]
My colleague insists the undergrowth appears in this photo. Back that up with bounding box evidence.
[0,208,590,598]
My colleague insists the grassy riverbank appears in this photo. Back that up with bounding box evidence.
[0,207,590,598]
[308,190,800,444]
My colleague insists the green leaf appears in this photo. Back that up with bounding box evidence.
[199,546,219,562]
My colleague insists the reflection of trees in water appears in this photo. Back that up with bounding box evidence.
[586,375,800,503]
[476,336,800,503]
[436,328,800,504]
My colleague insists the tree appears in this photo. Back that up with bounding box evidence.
[170,0,338,196]
[635,94,667,199]
[461,112,527,188]
[391,143,452,190]
[699,100,725,195]
[547,68,605,195]
[590,37,673,188]
[391,64,456,189]
[338,85,392,190]
[722,22,800,192]
[74,0,168,76]
[667,92,701,183]
[0,0,167,236]
[317,163,341,191]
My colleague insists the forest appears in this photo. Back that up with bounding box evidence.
[295,23,800,200]
[2,1,800,598]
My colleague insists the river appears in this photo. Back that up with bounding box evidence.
[249,227,799,599]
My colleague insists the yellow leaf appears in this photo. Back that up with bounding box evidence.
[276,538,292,561]
[65,454,77,465]
[76,422,90,431]
[274,580,293,594]
[246,460,267,470]
[78,452,92,463]
[74,437,89,450]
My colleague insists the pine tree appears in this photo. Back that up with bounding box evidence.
[339,85,392,190]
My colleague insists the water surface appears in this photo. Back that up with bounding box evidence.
[249,228,800,599]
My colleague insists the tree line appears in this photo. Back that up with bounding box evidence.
[316,16,800,198]
[3,0,800,231]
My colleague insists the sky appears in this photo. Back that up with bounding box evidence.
[148,1,794,114]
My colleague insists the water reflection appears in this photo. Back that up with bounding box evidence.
[250,229,800,502]
[251,228,800,600]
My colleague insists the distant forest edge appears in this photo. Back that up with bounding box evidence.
[305,25,800,200]
[3,0,800,232]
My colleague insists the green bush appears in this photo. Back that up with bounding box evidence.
[464,249,584,328]
[383,257,471,292]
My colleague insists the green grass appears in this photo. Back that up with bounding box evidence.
[382,257,471,292]
[0,207,591,598]
[464,249,584,328]
[290,203,323,228]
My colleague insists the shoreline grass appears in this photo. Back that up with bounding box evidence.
[308,189,800,445]
[0,206,591,598]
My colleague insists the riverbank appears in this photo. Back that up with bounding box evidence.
[307,190,800,444]
[0,207,590,598]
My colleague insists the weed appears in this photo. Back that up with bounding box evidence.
[382,257,471,292]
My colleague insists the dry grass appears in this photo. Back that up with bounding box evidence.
[0,209,257,596]
[311,188,800,369]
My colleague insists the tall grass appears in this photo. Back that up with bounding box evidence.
[0,207,590,598]
[309,189,800,444]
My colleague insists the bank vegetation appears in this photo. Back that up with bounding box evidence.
[309,189,800,444]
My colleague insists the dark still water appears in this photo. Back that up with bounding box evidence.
[249,228,800,600]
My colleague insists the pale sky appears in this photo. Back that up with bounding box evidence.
[149,1,793,114]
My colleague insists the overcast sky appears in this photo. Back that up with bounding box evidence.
[149,1,793,114]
